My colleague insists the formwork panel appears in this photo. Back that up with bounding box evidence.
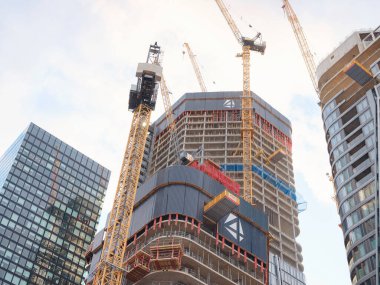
[153,189,168,218]
[251,226,268,263]
[184,187,199,219]
[204,190,240,222]
[130,195,155,236]
[166,185,186,214]
[135,174,157,204]
[168,165,188,182]
[218,212,268,263]
[267,148,286,164]
[344,60,373,86]
[156,167,169,186]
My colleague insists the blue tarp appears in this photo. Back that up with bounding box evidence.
[220,164,297,202]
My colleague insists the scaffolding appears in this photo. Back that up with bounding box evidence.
[149,101,303,272]
[124,251,151,282]
[122,215,266,285]
[150,244,183,270]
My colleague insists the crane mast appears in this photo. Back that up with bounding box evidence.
[93,44,162,285]
[282,0,319,95]
[183,42,207,92]
[214,0,265,204]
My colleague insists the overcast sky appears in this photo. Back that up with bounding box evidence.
[1,1,379,284]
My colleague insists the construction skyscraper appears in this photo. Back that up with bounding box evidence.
[317,27,380,285]
[147,91,305,285]
[86,162,270,284]
[86,91,304,285]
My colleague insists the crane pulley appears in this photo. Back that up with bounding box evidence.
[214,0,265,204]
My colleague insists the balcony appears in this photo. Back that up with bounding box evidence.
[356,170,373,189]
[350,143,368,161]
[294,224,300,237]
[352,159,372,175]
[347,133,364,150]
[363,25,380,48]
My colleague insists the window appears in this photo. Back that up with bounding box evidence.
[331,132,343,147]
[329,122,340,137]
[370,58,380,75]
[362,121,374,135]
[336,168,350,187]
[4,272,13,282]
[359,110,371,124]
[323,99,337,119]
[356,98,368,113]
[335,154,349,172]
[343,199,376,230]
[326,110,338,127]
[347,217,375,245]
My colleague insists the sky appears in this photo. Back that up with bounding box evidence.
[0,0,379,284]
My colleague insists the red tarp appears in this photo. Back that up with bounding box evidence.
[189,160,240,195]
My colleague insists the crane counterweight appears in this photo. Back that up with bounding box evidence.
[242,36,266,54]
[128,58,162,111]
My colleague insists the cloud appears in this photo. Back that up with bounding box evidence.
[0,1,379,284]
[289,94,334,204]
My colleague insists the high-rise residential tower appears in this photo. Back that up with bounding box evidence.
[0,123,110,285]
[148,91,305,285]
[317,27,380,285]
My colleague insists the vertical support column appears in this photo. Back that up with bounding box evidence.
[94,103,152,285]
[241,45,254,204]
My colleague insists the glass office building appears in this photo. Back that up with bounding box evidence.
[0,123,110,285]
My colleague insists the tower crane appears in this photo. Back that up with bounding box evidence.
[159,74,181,165]
[214,0,266,204]
[93,44,162,285]
[183,42,207,92]
[282,0,319,95]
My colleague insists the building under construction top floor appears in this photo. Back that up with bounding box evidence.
[146,91,305,282]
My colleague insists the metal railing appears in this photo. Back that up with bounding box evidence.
[126,228,264,284]
[362,26,380,48]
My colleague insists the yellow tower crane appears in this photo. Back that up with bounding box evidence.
[282,0,319,95]
[93,44,163,285]
[153,50,181,165]
[159,74,181,165]
[214,0,266,203]
[183,42,207,92]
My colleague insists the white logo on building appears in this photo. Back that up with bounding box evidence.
[224,213,244,242]
[224,99,235,108]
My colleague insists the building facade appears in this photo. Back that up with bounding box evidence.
[317,27,380,285]
[86,164,269,285]
[0,123,110,285]
[148,91,305,285]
